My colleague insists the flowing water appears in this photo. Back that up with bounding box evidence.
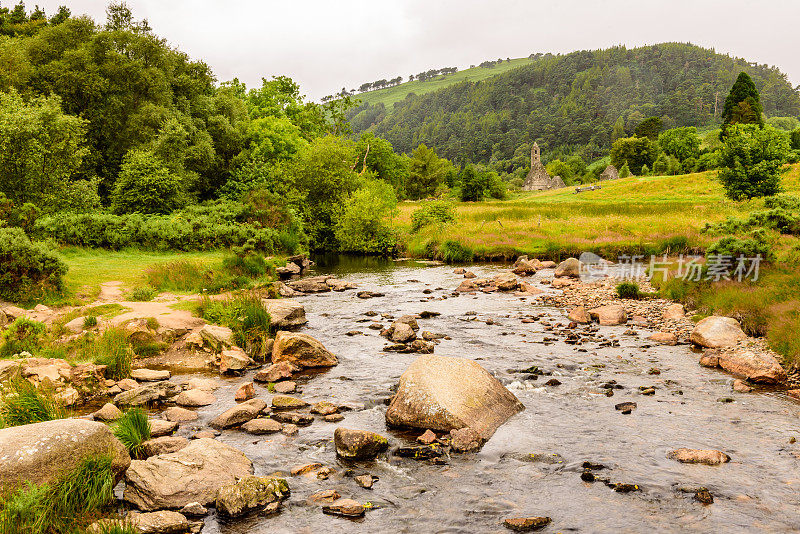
[174,257,800,533]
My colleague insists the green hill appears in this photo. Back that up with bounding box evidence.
[349,43,800,167]
[355,57,535,109]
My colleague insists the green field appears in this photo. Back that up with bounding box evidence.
[399,165,800,259]
[356,58,534,109]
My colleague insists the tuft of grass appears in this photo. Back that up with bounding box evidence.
[0,374,66,428]
[436,240,474,263]
[616,282,642,300]
[133,342,168,358]
[130,286,156,302]
[113,408,151,459]
[198,294,272,360]
[0,454,116,534]
[85,328,133,380]
[83,316,98,329]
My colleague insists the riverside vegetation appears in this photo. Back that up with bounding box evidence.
[3,1,800,533]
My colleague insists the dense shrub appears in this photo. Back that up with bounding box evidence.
[616,281,641,299]
[0,228,67,302]
[111,149,185,215]
[334,180,398,255]
[130,287,156,302]
[411,201,456,233]
[0,318,47,358]
[436,240,474,263]
[707,230,772,260]
[718,124,789,200]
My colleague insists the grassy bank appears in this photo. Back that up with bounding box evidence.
[400,166,800,260]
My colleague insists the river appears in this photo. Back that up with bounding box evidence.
[177,257,800,533]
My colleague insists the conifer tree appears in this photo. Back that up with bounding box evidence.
[721,72,764,139]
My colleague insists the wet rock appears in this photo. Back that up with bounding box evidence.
[450,427,483,452]
[180,502,208,517]
[276,261,301,278]
[463,271,476,278]
[271,411,313,425]
[142,436,189,457]
[93,402,123,421]
[544,378,561,386]
[699,354,719,368]
[199,325,235,352]
[385,354,524,440]
[494,272,519,291]
[309,489,341,504]
[733,379,753,393]
[322,498,365,518]
[503,516,552,531]
[215,475,289,517]
[421,331,445,341]
[334,427,390,460]
[663,303,685,320]
[390,322,417,343]
[175,388,216,407]
[667,448,730,465]
[117,378,139,391]
[715,349,787,384]
[272,395,309,409]
[554,257,582,278]
[614,402,637,414]
[115,381,181,406]
[186,377,219,391]
[695,488,714,504]
[122,511,189,534]
[235,382,255,401]
[453,268,466,274]
[281,423,299,435]
[457,279,479,292]
[150,419,179,437]
[276,281,299,297]
[124,438,253,511]
[254,361,298,383]
[241,418,282,435]
[512,258,539,275]
[0,419,131,490]
[357,290,384,299]
[310,401,339,416]
[325,413,344,423]
[291,463,322,476]
[289,276,331,293]
[272,331,338,369]
[274,381,297,394]
[690,316,746,348]
[355,474,377,489]
[209,398,268,429]
[393,445,446,460]
[131,369,171,382]
[219,348,254,373]
[588,304,627,326]
[260,299,307,329]
[162,407,198,423]
[417,429,437,445]
[567,306,591,324]
[649,331,678,345]
[191,431,216,440]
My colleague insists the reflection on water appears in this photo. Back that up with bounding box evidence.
[183,258,800,533]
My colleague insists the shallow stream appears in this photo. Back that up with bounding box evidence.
[172,257,800,533]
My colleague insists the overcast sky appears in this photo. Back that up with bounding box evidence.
[30,0,800,101]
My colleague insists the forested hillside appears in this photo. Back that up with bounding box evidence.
[350,43,800,165]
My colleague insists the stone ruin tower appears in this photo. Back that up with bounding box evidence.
[522,142,566,191]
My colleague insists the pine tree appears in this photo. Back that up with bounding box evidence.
[721,72,764,139]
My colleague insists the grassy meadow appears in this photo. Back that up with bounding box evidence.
[357,58,535,109]
[400,165,800,260]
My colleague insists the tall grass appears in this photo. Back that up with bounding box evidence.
[113,408,151,459]
[0,374,65,428]
[146,255,272,294]
[0,454,116,534]
[198,294,272,360]
[85,328,132,380]
[0,318,46,359]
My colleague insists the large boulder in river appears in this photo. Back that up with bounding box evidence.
[690,316,746,348]
[334,427,389,460]
[114,381,181,406]
[511,257,538,275]
[288,276,331,293]
[588,304,627,326]
[554,258,583,278]
[567,306,591,324]
[215,475,289,517]
[271,331,337,369]
[385,354,524,439]
[0,419,130,491]
[493,272,519,291]
[209,398,268,429]
[715,349,787,384]
[261,299,307,329]
[124,438,253,511]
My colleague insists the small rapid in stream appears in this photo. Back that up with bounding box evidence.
[171,257,800,533]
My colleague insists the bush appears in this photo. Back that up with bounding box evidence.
[618,163,631,178]
[0,317,47,358]
[707,230,773,260]
[86,328,132,380]
[334,180,398,255]
[113,408,151,459]
[0,373,66,428]
[616,281,641,299]
[411,201,456,233]
[111,149,185,215]
[130,286,156,302]
[0,227,67,302]
[0,454,116,534]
